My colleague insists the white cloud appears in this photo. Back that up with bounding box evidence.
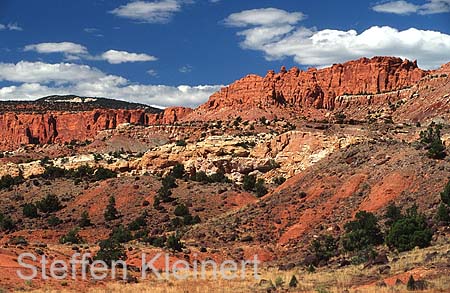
[110,0,182,23]
[23,43,157,64]
[224,8,305,27]
[225,8,450,69]
[372,0,450,15]
[0,23,23,31]
[0,61,105,84]
[0,61,222,108]
[178,64,193,73]
[147,69,158,77]
[101,50,157,64]
[24,42,89,55]
[372,1,419,14]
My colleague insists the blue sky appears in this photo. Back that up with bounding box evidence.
[0,0,449,108]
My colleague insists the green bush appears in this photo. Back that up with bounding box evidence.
[174,204,189,217]
[242,174,256,192]
[0,174,23,190]
[441,180,450,206]
[162,175,177,189]
[23,203,39,218]
[273,176,286,186]
[255,178,268,197]
[47,215,62,227]
[166,233,184,252]
[36,194,62,213]
[342,211,383,252]
[385,203,403,226]
[95,238,127,267]
[386,206,432,252]
[192,171,209,183]
[289,275,298,288]
[310,235,338,264]
[157,185,174,203]
[104,196,119,221]
[110,225,132,243]
[175,140,187,147]
[171,163,185,179]
[79,211,92,227]
[94,167,116,181]
[419,122,446,159]
[0,213,15,231]
[128,212,147,231]
[60,228,84,244]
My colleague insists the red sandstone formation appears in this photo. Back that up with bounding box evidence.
[190,56,427,120]
[0,107,192,150]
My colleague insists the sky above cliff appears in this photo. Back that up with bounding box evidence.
[0,0,449,108]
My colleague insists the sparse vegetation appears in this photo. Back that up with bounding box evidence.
[23,203,39,218]
[60,228,84,244]
[104,196,119,221]
[36,194,62,213]
[79,211,92,227]
[386,205,432,252]
[342,211,383,252]
[419,122,446,159]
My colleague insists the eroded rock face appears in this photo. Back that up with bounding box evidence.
[0,107,192,150]
[191,57,427,119]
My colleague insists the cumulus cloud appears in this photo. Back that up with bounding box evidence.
[225,8,450,69]
[224,8,305,27]
[0,61,222,108]
[110,0,182,23]
[372,0,450,15]
[101,50,157,64]
[24,42,89,55]
[0,23,23,31]
[23,42,157,64]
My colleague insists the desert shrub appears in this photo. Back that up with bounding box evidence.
[273,176,286,186]
[419,122,446,159]
[289,275,298,288]
[166,233,184,252]
[436,203,450,223]
[310,235,338,264]
[23,203,39,218]
[386,205,432,252]
[157,185,174,203]
[79,211,92,227]
[274,276,284,288]
[36,194,62,213]
[385,203,403,226]
[104,196,119,221]
[93,167,116,181]
[175,140,187,147]
[192,171,209,183]
[242,174,256,192]
[342,211,383,252]
[128,212,147,231]
[174,204,189,217]
[41,166,66,180]
[441,180,450,206]
[0,174,23,190]
[162,175,177,189]
[208,171,230,183]
[47,215,62,227]
[171,163,185,179]
[59,228,84,244]
[110,225,132,243]
[95,238,127,267]
[0,213,15,231]
[255,178,268,197]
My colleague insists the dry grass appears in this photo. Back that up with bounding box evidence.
[23,241,450,293]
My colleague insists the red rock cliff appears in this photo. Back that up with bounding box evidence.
[0,107,191,150]
[196,56,427,114]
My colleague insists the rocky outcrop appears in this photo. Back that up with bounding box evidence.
[190,57,427,120]
[0,107,192,150]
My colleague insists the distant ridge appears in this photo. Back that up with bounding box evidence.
[0,95,163,113]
